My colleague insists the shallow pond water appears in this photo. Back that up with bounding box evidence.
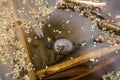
[0,0,120,80]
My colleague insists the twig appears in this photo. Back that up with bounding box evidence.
[57,0,109,21]
[36,45,120,79]
[98,20,120,34]
[57,0,106,11]
[68,0,106,7]
[57,0,106,6]
[8,0,36,80]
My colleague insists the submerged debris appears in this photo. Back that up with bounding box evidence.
[94,35,104,43]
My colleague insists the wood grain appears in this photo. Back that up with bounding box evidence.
[36,45,120,78]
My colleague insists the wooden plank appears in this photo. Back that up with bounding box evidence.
[8,0,36,80]
[69,54,120,80]
[45,54,120,79]
[36,45,120,78]
[45,65,89,79]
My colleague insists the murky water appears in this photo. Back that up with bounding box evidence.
[0,0,120,80]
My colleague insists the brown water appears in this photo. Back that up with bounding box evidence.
[0,0,120,80]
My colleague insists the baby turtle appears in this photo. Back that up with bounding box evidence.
[54,38,75,54]
[47,37,86,60]
[47,37,80,55]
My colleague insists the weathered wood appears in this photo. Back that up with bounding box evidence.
[69,54,120,80]
[8,0,36,80]
[45,54,120,79]
[14,21,36,80]
[44,65,89,79]
[36,45,120,78]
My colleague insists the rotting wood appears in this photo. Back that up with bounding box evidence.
[36,45,120,79]
[8,0,36,80]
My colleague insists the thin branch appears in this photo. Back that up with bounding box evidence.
[68,0,106,7]
[57,0,106,10]
[98,20,120,35]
